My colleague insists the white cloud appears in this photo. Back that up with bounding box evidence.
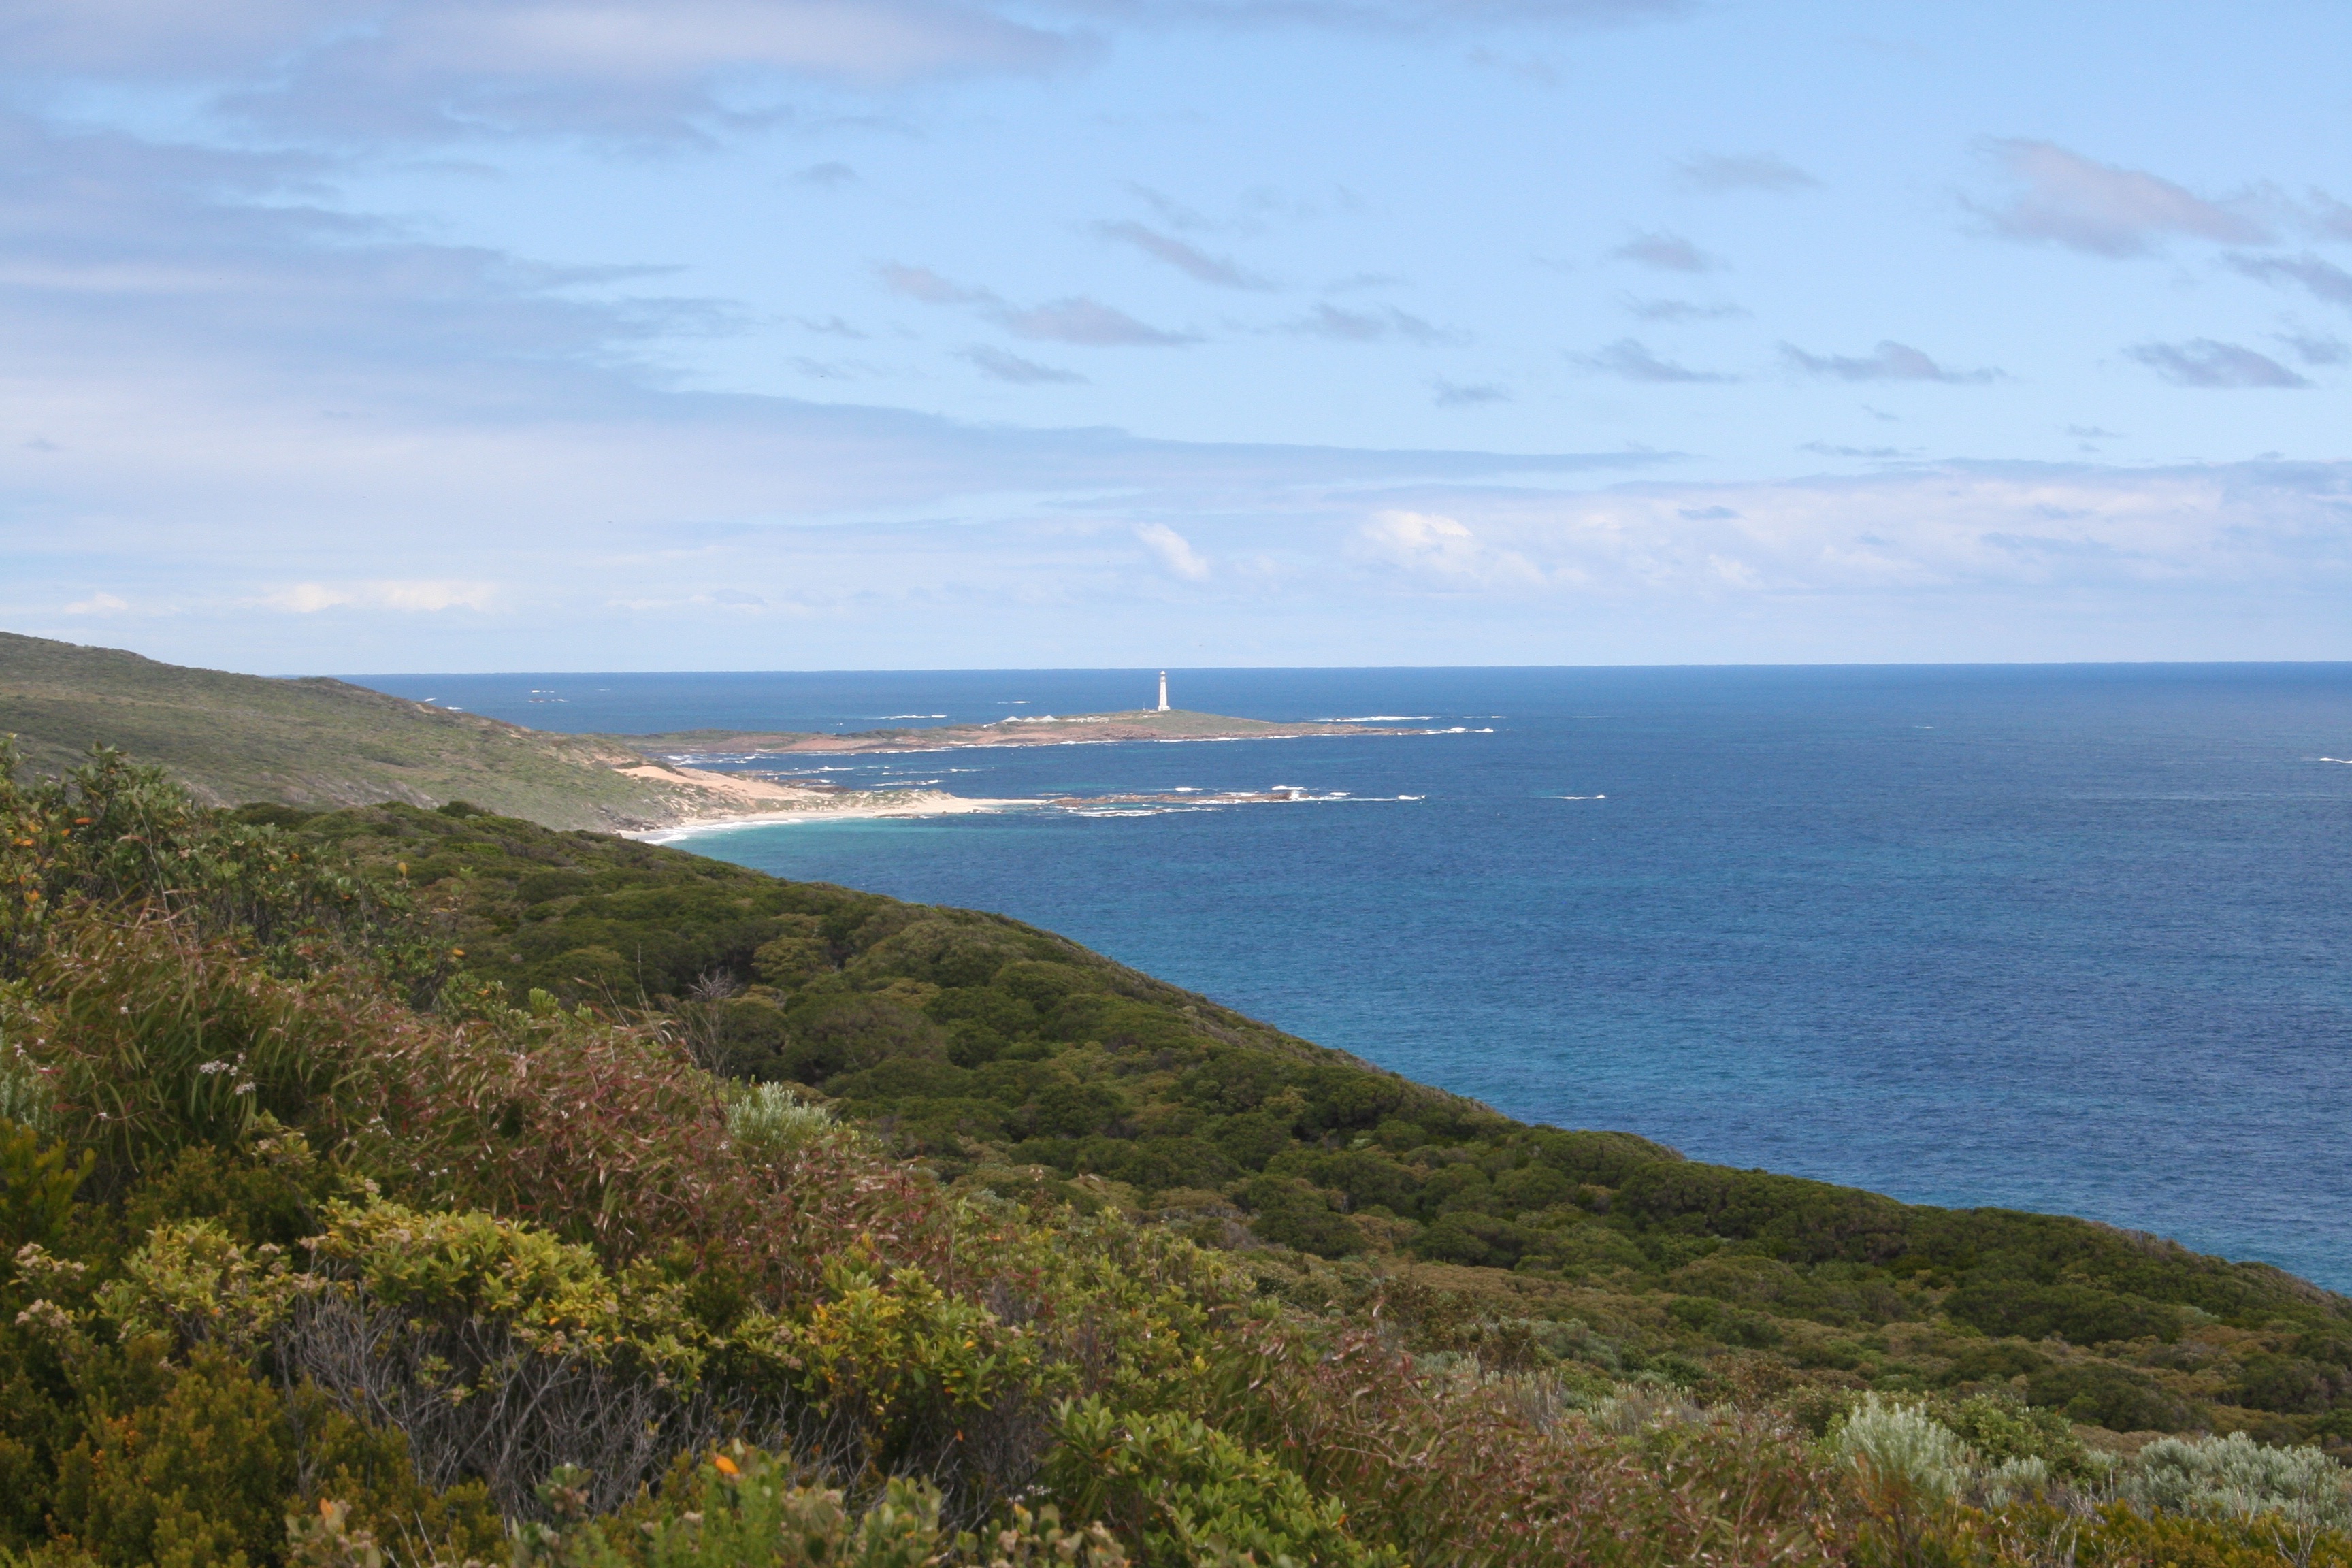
[63,591,129,614]
[264,580,500,612]
[1351,509,1542,587]
[1134,521,1210,579]
[1968,140,2270,257]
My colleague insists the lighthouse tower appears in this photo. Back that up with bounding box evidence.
[1157,671,1169,712]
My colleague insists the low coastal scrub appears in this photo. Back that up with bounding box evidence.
[2,742,2349,1565]
[265,793,2352,1452]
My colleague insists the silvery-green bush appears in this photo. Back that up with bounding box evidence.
[1833,1396,1973,1501]
[2121,1431,2352,1534]
[0,1036,52,1133]
[724,1080,834,1156]
[1977,1455,2053,1507]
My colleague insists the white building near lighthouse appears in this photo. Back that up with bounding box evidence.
[1157,670,1169,711]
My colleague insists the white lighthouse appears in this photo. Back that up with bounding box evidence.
[1157,670,1169,712]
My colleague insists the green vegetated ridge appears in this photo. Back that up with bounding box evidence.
[5,742,2352,1568]
[0,631,691,829]
[282,800,2352,1449]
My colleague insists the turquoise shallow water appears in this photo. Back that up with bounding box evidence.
[363,665,2352,1289]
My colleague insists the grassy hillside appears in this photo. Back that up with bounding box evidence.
[261,800,2352,1453]
[3,746,2349,1566]
[0,630,703,828]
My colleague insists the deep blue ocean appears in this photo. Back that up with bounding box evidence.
[360,666,2352,1290]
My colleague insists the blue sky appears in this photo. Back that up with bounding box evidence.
[4,0,2351,672]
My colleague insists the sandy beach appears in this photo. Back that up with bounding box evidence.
[630,787,1033,842]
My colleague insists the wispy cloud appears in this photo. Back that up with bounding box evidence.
[2275,329,2350,367]
[1,0,1092,144]
[877,262,1196,344]
[1671,152,1817,194]
[1096,220,1273,289]
[2125,338,2310,388]
[1967,140,2270,257]
[1124,184,1214,233]
[2226,252,2352,310]
[1799,441,1910,459]
[1610,230,1718,272]
[962,344,1088,382]
[1077,0,1689,34]
[1781,340,2002,384]
[63,591,130,615]
[876,262,997,305]
[2307,191,2352,240]
[1620,295,1746,322]
[1431,378,1509,406]
[1570,338,1737,383]
[795,314,870,338]
[997,297,1199,345]
[791,161,859,187]
[1284,303,1452,344]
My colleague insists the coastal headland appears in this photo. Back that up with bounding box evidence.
[621,706,1416,757]
[1,633,1405,831]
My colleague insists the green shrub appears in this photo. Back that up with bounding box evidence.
[751,920,833,990]
[1944,1279,2183,1345]
[1932,1392,2087,1477]
[2025,1362,2197,1432]
[1239,1176,1364,1259]
[1042,1399,1393,1567]
[506,1446,1130,1568]
[50,1348,295,1568]
[23,918,393,1174]
[0,1120,90,1251]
